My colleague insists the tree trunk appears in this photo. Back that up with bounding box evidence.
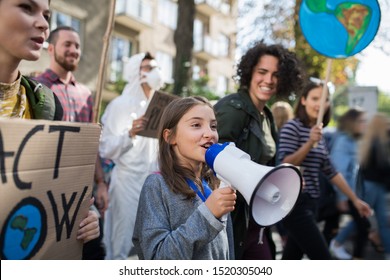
[173,0,195,96]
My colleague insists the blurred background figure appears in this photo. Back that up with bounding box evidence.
[316,126,339,248]
[358,113,390,260]
[271,101,294,132]
[328,107,368,259]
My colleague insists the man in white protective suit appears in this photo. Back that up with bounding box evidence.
[99,52,163,259]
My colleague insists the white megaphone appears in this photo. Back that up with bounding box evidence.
[205,142,302,227]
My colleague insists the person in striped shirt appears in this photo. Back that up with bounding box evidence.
[278,80,371,260]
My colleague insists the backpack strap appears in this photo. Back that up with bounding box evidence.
[21,76,62,120]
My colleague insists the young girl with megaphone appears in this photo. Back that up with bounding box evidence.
[132,96,237,260]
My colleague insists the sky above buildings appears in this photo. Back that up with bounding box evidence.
[355,46,390,93]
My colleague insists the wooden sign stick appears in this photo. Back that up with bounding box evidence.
[93,0,117,124]
[313,58,333,148]
[316,58,333,126]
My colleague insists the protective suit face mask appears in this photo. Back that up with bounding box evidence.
[140,67,163,90]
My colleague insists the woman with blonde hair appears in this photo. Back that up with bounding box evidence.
[358,113,390,259]
[271,101,294,131]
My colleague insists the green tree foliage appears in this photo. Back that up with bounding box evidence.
[161,75,220,101]
[378,91,390,116]
[188,75,220,100]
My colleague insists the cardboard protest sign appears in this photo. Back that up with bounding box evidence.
[138,91,179,138]
[0,119,101,260]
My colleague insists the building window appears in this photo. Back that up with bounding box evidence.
[109,36,133,82]
[50,10,81,33]
[218,33,230,57]
[158,0,178,29]
[116,0,152,24]
[194,18,219,56]
[156,51,173,84]
[195,0,231,15]
[193,19,204,52]
[49,10,82,49]
[216,75,228,96]
[220,0,231,15]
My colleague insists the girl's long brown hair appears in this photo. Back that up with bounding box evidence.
[158,96,219,199]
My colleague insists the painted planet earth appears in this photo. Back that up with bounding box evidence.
[1,198,46,260]
[299,0,381,58]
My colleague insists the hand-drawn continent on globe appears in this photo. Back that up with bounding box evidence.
[11,215,37,250]
[306,0,372,55]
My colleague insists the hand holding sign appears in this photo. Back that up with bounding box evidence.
[129,115,149,138]
[77,201,100,243]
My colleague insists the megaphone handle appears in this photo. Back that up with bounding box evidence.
[219,179,230,189]
[218,179,233,222]
[258,227,265,245]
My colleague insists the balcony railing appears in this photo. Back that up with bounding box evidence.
[116,0,152,24]
[194,35,219,59]
[195,0,231,15]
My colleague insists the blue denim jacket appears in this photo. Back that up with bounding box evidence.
[330,132,359,201]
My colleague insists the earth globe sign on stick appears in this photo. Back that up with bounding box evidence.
[299,0,381,135]
[299,0,381,59]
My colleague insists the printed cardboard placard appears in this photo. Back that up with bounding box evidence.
[138,91,179,138]
[0,119,101,260]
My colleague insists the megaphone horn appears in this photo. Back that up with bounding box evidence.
[205,142,302,227]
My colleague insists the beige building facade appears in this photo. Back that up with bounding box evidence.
[20,0,238,103]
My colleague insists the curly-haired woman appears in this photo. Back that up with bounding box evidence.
[214,41,305,259]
